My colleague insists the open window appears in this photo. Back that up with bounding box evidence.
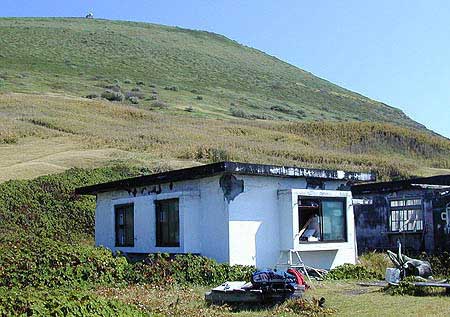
[389,198,423,232]
[298,197,347,243]
[115,203,134,247]
[155,198,180,247]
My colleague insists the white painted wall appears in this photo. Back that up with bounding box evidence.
[227,175,353,270]
[95,173,356,270]
[278,189,357,269]
[95,175,227,257]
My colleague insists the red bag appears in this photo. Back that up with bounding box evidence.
[287,268,309,289]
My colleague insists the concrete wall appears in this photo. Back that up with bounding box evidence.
[95,173,355,269]
[95,175,228,257]
[227,175,352,270]
[277,189,357,269]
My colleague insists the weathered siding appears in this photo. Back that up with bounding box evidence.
[354,189,450,254]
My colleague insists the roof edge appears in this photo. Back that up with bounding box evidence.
[76,161,376,195]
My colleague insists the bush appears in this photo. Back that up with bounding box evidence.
[128,96,139,104]
[164,85,178,91]
[0,239,131,288]
[230,107,250,119]
[359,252,391,277]
[325,264,382,280]
[196,95,203,100]
[0,287,143,316]
[129,253,254,286]
[131,86,141,92]
[146,95,158,101]
[104,84,121,92]
[383,276,436,296]
[136,81,145,86]
[419,252,450,277]
[125,90,144,100]
[85,93,99,99]
[152,100,168,108]
[187,145,232,162]
[124,79,132,84]
[101,90,124,102]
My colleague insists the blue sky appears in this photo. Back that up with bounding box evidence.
[2,1,450,137]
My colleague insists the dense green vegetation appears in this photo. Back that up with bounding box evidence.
[0,17,421,127]
[0,167,254,315]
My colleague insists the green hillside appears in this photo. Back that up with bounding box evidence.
[0,17,421,126]
[0,17,449,182]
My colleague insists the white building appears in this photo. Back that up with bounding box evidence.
[76,162,375,270]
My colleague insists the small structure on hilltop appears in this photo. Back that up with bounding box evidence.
[76,161,375,270]
[85,12,94,19]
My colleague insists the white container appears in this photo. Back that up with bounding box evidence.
[385,268,400,284]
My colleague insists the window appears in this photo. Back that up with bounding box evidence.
[298,197,347,242]
[115,204,134,247]
[389,198,423,232]
[155,199,180,247]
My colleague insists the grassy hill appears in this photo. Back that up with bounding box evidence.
[0,17,422,126]
[0,17,449,182]
[1,17,450,316]
[1,93,449,181]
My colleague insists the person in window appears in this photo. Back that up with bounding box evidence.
[300,214,321,242]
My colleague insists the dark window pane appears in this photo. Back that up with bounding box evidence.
[156,199,179,247]
[115,204,134,247]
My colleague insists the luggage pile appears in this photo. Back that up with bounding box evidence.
[205,269,307,304]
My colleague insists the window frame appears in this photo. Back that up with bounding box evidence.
[388,198,424,233]
[114,203,135,247]
[298,196,348,243]
[155,198,180,247]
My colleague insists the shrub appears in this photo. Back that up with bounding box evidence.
[359,252,392,277]
[325,264,382,280]
[131,86,141,92]
[151,89,158,94]
[136,81,145,86]
[184,106,194,112]
[164,85,178,91]
[190,89,199,94]
[101,90,124,101]
[129,253,254,286]
[383,276,437,296]
[152,100,168,108]
[188,145,231,162]
[274,297,335,316]
[128,96,139,104]
[0,130,18,144]
[104,84,121,92]
[146,95,158,101]
[85,93,99,99]
[0,287,143,316]
[149,84,156,88]
[125,91,144,100]
[230,107,250,119]
[124,79,132,84]
[418,252,450,277]
[196,95,203,100]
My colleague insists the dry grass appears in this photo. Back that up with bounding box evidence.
[96,281,450,317]
[1,92,449,182]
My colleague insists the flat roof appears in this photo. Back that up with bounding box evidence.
[75,161,376,195]
[352,174,450,195]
